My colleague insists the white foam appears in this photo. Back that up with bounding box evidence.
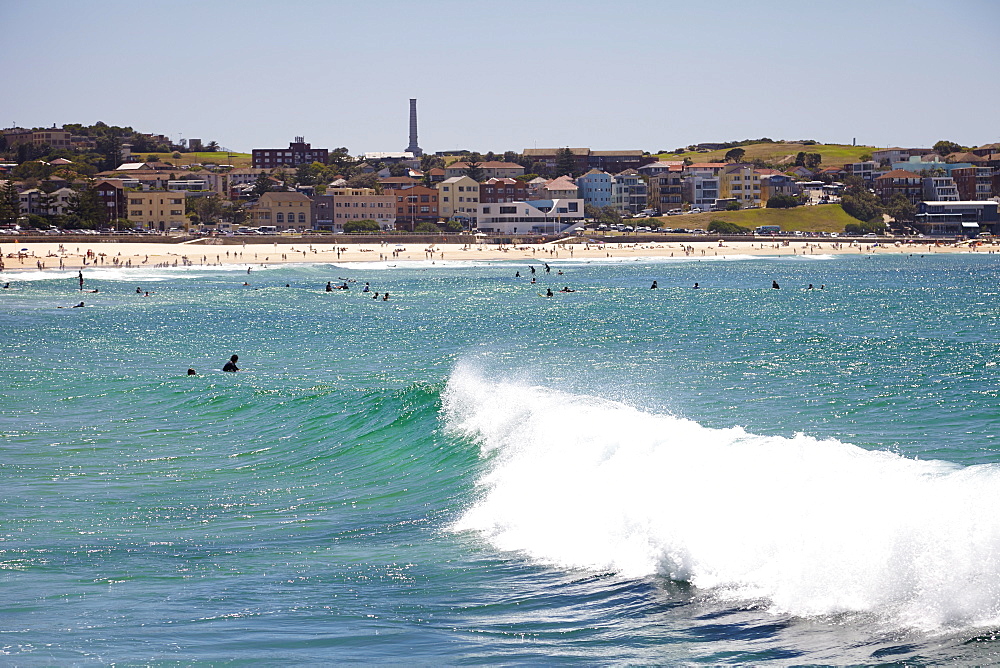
[443,364,1000,632]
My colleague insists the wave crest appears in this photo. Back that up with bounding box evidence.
[443,364,1000,631]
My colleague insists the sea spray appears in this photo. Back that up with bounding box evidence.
[443,364,1000,631]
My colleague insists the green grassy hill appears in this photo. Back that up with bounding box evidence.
[655,143,874,169]
[650,204,856,233]
[144,151,252,168]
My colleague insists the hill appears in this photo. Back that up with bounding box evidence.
[650,204,856,233]
[655,142,874,169]
[159,151,253,168]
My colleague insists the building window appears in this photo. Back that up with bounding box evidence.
[276,213,284,222]
[298,213,305,223]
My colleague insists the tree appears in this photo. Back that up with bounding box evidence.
[805,152,822,169]
[886,193,916,224]
[252,173,275,197]
[724,200,742,211]
[420,154,445,171]
[707,220,752,234]
[795,151,807,167]
[463,161,485,181]
[766,194,801,209]
[388,163,409,177]
[933,140,964,156]
[724,147,746,163]
[414,221,441,233]
[0,180,19,225]
[68,180,105,228]
[442,220,464,233]
[555,148,576,177]
[345,172,381,191]
[859,153,873,162]
[295,163,317,186]
[840,175,883,223]
[206,140,220,151]
[343,219,380,233]
[192,195,224,225]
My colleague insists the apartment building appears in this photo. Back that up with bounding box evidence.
[384,185,439,230]
[576,169,612,208]
[873,170,924,205]
[438,176,479,222]
[127,191,188,231]
[249,191,312,231]
[252,137,328,169]
[610,170,648,214]
[719,164,761,207]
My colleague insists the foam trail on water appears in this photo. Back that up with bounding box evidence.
[443,364,1000,632]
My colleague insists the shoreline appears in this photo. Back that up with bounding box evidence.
[1,238,995,275]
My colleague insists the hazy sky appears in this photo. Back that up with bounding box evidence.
[6,0,999,154]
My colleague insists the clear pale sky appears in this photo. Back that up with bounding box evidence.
[5,0,999,154]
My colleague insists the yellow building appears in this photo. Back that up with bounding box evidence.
[127,190,188,231]
[249,191,313,231]
[437,175,479,222]
[719,164,761,208]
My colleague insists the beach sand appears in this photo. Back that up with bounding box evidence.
[0,237,994,273]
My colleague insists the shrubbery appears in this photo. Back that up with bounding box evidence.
[707,220,752,235]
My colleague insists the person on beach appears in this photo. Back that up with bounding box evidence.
[223,355,240,372]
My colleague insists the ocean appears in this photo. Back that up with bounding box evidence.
[2,252,1000,664]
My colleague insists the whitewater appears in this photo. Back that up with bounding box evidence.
[445,365,1000,633]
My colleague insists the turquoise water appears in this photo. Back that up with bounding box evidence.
[2,252,1000,664]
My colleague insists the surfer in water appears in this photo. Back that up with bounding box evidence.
[326,281,333,292]
[651,280,658,289]
[223,354,240,372]
[772,280,780,289]
[545,288,553,297]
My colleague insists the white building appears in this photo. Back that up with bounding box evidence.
[477,198,585,235]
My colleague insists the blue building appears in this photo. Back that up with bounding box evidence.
[575,169,612,209]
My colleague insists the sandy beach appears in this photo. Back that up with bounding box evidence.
[0,236,995,273]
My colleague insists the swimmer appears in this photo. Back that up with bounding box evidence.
[223,354,240,372]
[693,282,699,289]
[187,368,197,376]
